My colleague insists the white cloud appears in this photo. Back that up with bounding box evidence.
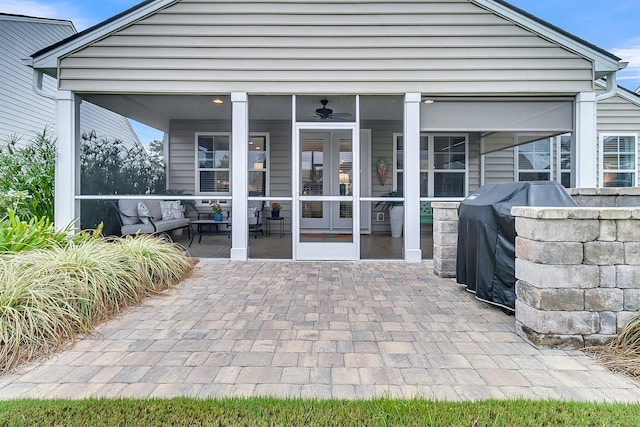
[611,45,640,91]
[0,0,91,29]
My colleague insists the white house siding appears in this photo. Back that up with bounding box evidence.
[0,15,142,148]
[596,92,640,186]
[168,119,292,197]
[57,0,594,95]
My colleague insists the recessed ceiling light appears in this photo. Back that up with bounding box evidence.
[212,98,223,104]
[423,99,435,104]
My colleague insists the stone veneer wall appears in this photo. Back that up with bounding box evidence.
[431,189,640,349]
[512,206,640,348]
[568,187,640,208]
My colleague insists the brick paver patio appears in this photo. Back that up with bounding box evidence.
[1,259,639,401]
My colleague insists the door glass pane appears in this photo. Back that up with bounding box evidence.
[338,137,353,197]
[302,201,323,219]
[301,139,324,196]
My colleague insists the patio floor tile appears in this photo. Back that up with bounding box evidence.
[2,260,640,402]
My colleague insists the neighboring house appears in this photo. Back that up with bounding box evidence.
[28,0,637,262]
[0,13,142,147]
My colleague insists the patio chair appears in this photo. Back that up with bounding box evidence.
[248,200,264,238]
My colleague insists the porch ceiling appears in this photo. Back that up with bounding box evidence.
[80,94,404,133]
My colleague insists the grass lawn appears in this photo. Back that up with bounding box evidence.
[1,397,639,426]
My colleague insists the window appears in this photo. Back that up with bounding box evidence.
[196,133,230,194]
[558,134,572,187]
[601,134,637,187]
[433,135,466,197]
[517,138,551,181]
[395,133,467,198]
[196,132,271,197]
[248,134,269,196]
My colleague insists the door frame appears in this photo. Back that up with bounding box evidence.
[293,122,361,261]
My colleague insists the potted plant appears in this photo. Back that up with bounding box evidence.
[271,201,282,218]
[375,189,404,238]
[210,201,224,221]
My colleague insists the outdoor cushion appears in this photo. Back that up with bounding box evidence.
[159,201,174,220]
[121,222,155,235]
[119,212,189,236]
[169,201,184,219]
[137,202,151,225]
[144,199,163,221]
[248,207,258,225]
[117,199,141,225]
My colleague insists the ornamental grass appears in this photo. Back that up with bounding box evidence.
[0,234,195,373]
[587,314,640,381]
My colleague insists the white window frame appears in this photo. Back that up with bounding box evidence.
[555,133,572,187]
[248,132,270,197]
[599,133,638,187]
[515,137,552,182]
[394,133,469,198]
[195,132,232,202]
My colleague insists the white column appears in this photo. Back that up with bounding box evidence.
[404,93,422,262]
[55,90,80,231]
[230,92,249,261]
[574,92,597,188]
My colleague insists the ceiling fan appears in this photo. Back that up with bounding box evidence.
[314,99,352,120]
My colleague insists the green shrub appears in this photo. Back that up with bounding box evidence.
[0,130,56,221]
[0,234,194,373]
[0,211,77,253]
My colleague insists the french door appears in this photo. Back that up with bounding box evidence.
[295,125,359,260]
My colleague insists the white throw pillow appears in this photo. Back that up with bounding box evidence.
[159,201,174,220]
[170,201,184,218]
[137,202,151,225]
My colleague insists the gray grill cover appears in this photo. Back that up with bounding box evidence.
[456,181,577,311]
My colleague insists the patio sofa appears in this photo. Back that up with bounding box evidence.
[112,199,190,236]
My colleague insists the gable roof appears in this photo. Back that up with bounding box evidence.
[474,0,623,77]
[0,12,74,28]
[31,0,624,79]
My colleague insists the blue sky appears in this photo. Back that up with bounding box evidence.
[2,0,640,142]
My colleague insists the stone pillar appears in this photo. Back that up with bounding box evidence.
[432,202,459,278]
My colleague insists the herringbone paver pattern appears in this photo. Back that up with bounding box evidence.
[1,260,639,401]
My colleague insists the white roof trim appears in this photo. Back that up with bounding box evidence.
[32,0,177,70]
[596,80,640,108]
[472,0,622,75]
